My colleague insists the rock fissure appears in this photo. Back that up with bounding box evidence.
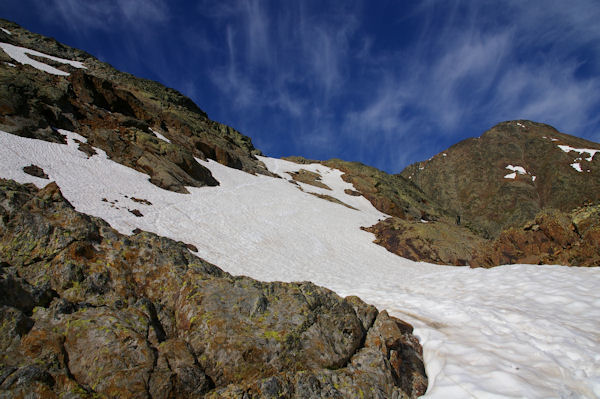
[145,323,159,399]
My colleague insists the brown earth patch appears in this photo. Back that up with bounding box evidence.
[288,169,331,190]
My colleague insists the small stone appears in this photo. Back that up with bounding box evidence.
[129,209,143,217]
[22,164,48,179]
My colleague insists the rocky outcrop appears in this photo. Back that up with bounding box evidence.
[0,19,273,194]
[364,217,486,266]
[471,205,600,267]
[288,169,331,190]
[363,204,600,268]
[22,164,48,179]
[0,179,427,398]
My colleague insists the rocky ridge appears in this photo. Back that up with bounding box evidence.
[0,19,272,194]
[470,205,600,267]
[283,157,445,222]
[0,179,426,398]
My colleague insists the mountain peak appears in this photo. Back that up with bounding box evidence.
[401,120,600,237]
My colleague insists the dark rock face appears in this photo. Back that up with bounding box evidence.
[0,179,427,398]
[0,19,273,194]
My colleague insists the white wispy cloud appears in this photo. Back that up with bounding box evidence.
[39,0,169,31]
[204,0,361,156]
[207,25,251,111]
[207,0,356,101]
[342,0,600,170]
[242,0,271,66]
[17,0,598,171]
[494,61,600,133]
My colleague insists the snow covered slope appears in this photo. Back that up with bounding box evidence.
[1,129,599,398]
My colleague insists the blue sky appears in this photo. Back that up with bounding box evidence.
[2,1,600,172]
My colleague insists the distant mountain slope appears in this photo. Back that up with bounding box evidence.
[283,156,446,221]
[401,120,600,238]
[285,121,600,267]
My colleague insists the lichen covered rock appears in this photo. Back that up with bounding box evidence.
[0,179,427,398]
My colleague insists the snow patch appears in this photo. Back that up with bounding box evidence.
[150,128,171,143]
[558,145,599,161]
[4,62,15,67]
[504,164,532,180]
[571,163,583,172]
[1,129,600,398]
[516,122,526,128]
[532,175,536,182]
[442,153,447,157]
[505,164,527,175]
[1,28,11,35]
[0,42,86,76]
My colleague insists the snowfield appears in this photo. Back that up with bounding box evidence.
[1,129,599,398]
